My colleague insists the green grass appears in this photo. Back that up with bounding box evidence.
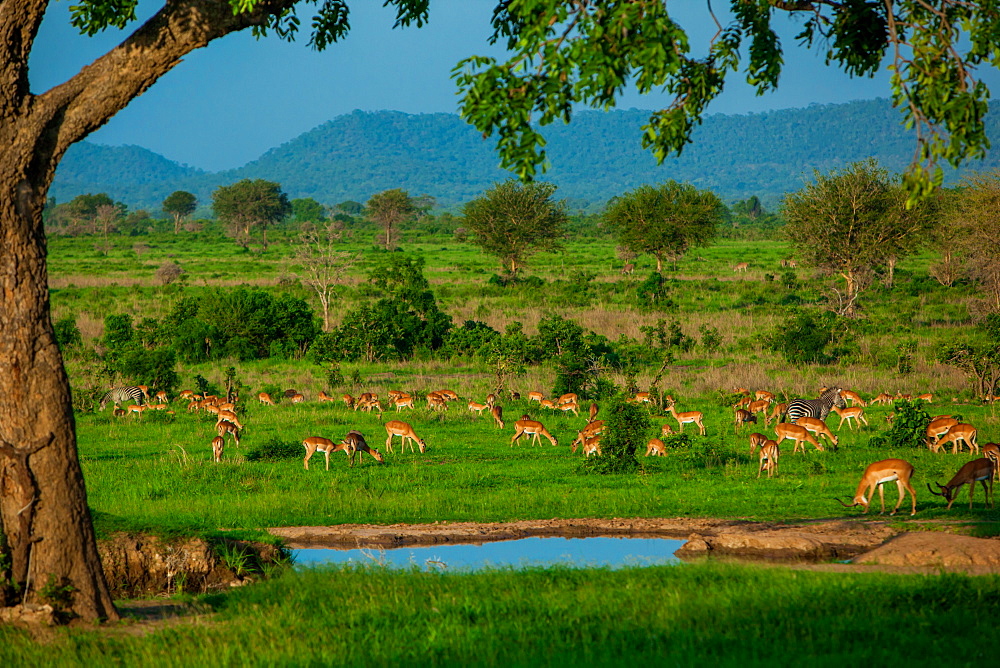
[2,562,998,665]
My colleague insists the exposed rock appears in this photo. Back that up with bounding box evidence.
[0,603,56,626]
[853,532,1000,568]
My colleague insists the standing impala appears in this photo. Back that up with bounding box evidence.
[757,441,780,479]
[795,417,838,450]
[837,459,917,516]
[925,416,958,450]
[211,435,224,463]
[645,438,666,457]
[935,423,978,455]
[774,422,821,453]
[666,400,706,436]
[747,432,768,454]
[491,405,505,429]
[570,420,605,454]
[511,419,558,447]
[831,405,868,431]
[983,443,1000,481]
[927,458,995,510]
[303,431,384,470]
[384,420,426,454]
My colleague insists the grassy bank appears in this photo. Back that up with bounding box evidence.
[2,562,997,665]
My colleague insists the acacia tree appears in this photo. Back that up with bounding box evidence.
[783,160,935,316]
[3,0,1000,624]
[294,221,359,331]
[162,191,197,235]
[461,180,567,277]
[944,171,1000,313]
[212,179,290,251]
[603,181,723,272]
[366,189,416,250]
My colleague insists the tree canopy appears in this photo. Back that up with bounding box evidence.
[366,189,416,250]
[212,179,291,250]
[783,159,936,315]
[603,181,723,272]
[162,190,197,234]
[461,180,567,277]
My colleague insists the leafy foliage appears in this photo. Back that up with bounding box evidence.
[766,311,841,365]
[212,179,291,250]
[366,189,416,250]
[868,400,932,450]
[580,395,650,475]
[246,438,303,462]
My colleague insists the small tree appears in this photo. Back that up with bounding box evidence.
[944,171,1000,313]
[461,180,567,277]
[294,221,360,331]
[581,395,650,474]
[366,189,416,250]
[783,160,935,316]
[603,181,723,272]
[155,261,184,285]
[212,179,291,251]
[162,191,197,235]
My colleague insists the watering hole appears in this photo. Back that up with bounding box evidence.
[292,536,686,571]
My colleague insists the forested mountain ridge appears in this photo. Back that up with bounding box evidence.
[51,99,1000,213]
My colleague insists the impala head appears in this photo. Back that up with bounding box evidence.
[371,448,385,463]
[926,482,956,503]
[417,438,427,454]
[835,495,868,511]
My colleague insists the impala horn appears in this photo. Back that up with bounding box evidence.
[926,482,945,497]
[834,497,857,508]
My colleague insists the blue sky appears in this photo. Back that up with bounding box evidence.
[30,1,964,172]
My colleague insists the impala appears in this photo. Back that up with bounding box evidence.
[217,410,243,429]
[384,420,426,453]
[661,423,674,438]
[748,432,768,454]
[290,393,305,404]
[588,402,599,421]
[558,401,580,417]
[486,393,499,407]
[112,407,126,418]
[258,392,275,406]
[927,458,995,509]
[393,396,415,411]
[211,435,224,463]
[836,459,917,516]
[838,389,867,407]
[318,391,335,402]
[917,393,933,402]
[302,433,384,470]
[633,392,652,404]
[733,409,756,434]
[437,390,459,402]
[666,401,706,436]
[527,391,544,403]
[154,390,168,403]
[621,262,635,276]
[768,402,788,425]
[540,399,557,410]
[179,390,195,401]
[645,438,666,457]
[774,422,821,453]
[733,262,749,272]
[127,404,146,418]
[137,385,150,399]
[491,405,505,429]
[871,392,894,406]
[357,396,382,413]
[733,387,750,396]
[468,400,489,414]
[758,441,780,478]
[341,393,355,409]
[187,400,201,413]
[571,420,605,453]
[150,403,169,411]
[754,390,775,402]
[984,443,1000,481]
[924,417,958,449]
[218,402,236,412]
[581,435,602,457]
[427,393,448,411]
[935,423,979,455]
[831,405,868,431]
[795,417,838,450]
[733,396,752,409]
[216,420,242,447]
[511,420,558,447]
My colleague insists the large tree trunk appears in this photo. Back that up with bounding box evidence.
[0,155,118,621]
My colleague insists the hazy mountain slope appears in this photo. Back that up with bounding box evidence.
[51,100,1000,212]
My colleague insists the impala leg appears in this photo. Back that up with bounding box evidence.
[325,449,331,471]
[385,434,393,453]
[891,480,905,516]
[877,482,886,514]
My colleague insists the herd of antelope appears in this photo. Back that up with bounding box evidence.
[102,381,996,514]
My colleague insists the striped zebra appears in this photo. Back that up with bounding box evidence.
[783,387,844,424]
[99,386,146,410]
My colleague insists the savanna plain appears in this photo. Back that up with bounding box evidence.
[4,226,1000,665]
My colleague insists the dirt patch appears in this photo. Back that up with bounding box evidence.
[269,517,1000,573]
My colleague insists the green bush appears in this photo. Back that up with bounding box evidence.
[867,400,932,450]
[246,438,302,462]
[580,395,650,474]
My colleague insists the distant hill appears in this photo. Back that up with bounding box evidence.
[51,100,1000,213]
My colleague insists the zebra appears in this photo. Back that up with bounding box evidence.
[783,387,844,424]
[99,386,146,410]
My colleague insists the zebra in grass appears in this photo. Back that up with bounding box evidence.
[782,387,845,424]
[99,386,146,410]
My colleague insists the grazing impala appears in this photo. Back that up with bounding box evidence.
[216,419,242,447]
[837,459,917,516]
[983,443,1000,480]
[571,420,605,454]
[217,410,243,429]
[558,401,580,418]
[621,262,635,276]
[754,390,775,402]
[588,402,599,421]
[318,391,335,402]
[154,390,168,403]
[871,392,894,406]
[768,402,788,425]
[645,438,666,457]
[211,435,224,463]
[666,401,706,436]
[925,417,959,449]
[393,395,415,411]
[356,396,382,414]
[179,390,195,401]
[112,407,126,418]
[511,420,558,447]
[838,389,867,407]
[748,433,768,454]
[384,420,426,453]
[758,441,780,478]
[527,391,544,403]
[927,458,995,509]
[427,393,448,411]
[303,431,384,470]
[831,405,868,431]
[581,435,602,457]
[437,390,459,402]
[540,398,557,410]
[935,423,979,455]
[795,417,838,450]
[660,423,674,438]
[774,422,822,453]
[917,393,933,403]
[341,394,355,409]
[747,399,771,416]
[491,405,505,429]
[734,409,756,434]
[290,393,305,404]
[633,392,652,404]
[258,392,275,406]
[733,262,749,273]
[468,400,489,415]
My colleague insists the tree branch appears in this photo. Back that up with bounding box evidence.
[0,0,49,114]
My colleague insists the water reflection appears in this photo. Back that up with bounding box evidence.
[294,536,685,571]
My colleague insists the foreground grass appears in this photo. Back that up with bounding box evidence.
[2,562,997,665]
[78,397,1000,538]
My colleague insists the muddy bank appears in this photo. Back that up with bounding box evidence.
[98,533,285,597]
[269,517,1000,572]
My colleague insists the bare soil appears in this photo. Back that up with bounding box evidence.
[269,517,1000,574]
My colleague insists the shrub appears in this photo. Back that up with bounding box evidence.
[246,438,302,462]
[867,400,932,450]
[765,311,836,364]
[53,316,82,351]
[580,395,650,474]
[156,261,184,285]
